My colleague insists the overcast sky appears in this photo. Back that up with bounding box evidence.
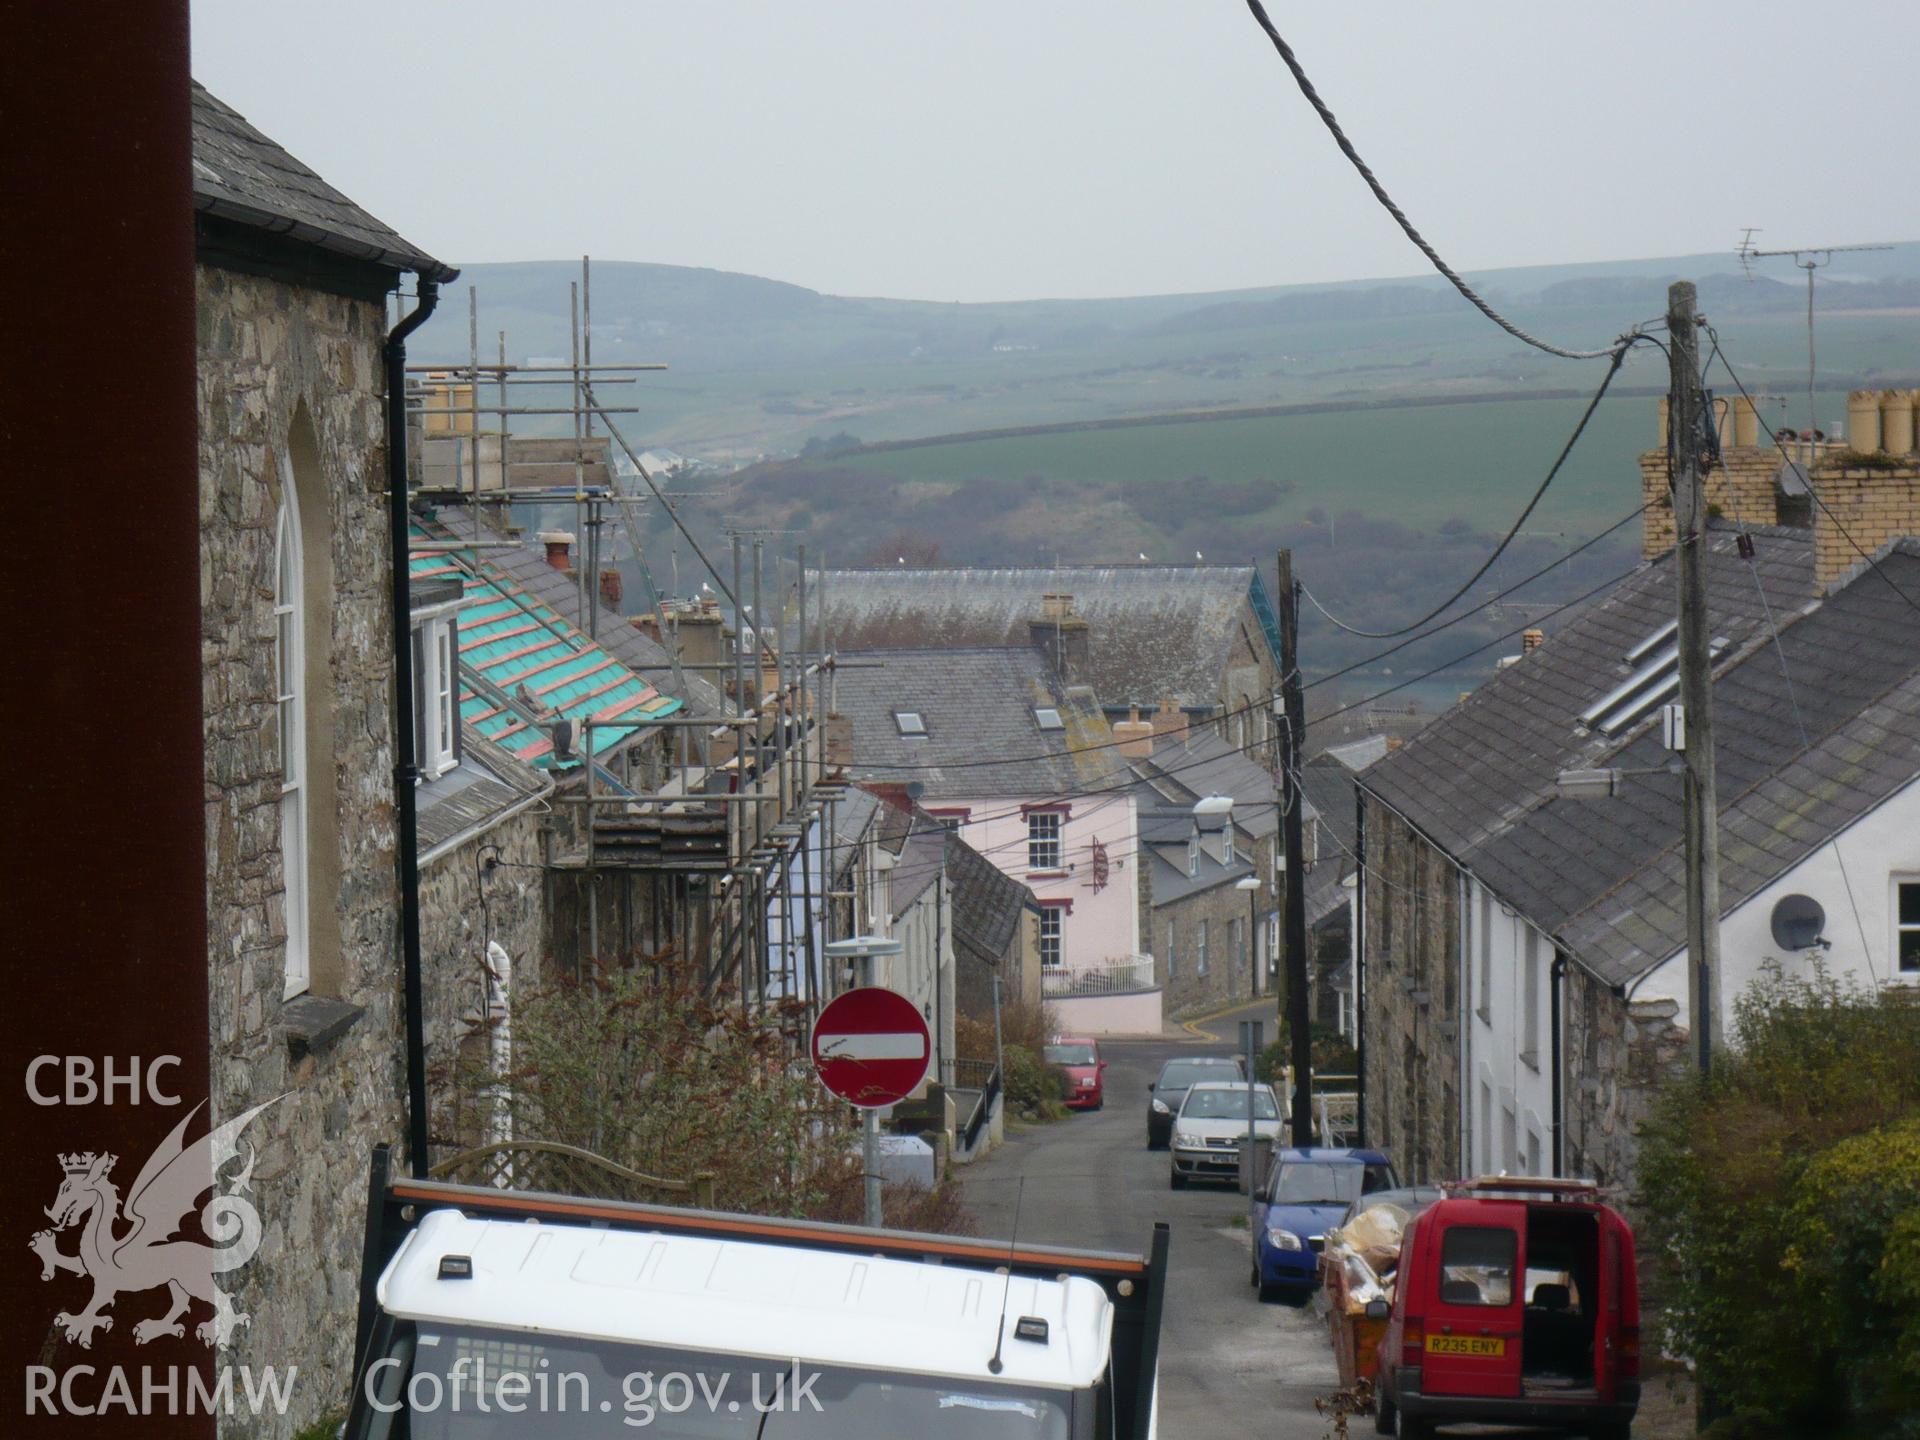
[190,1,1919,303]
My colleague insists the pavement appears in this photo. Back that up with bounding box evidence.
[957,995,1702,1440]
[956,1004,1342,1440]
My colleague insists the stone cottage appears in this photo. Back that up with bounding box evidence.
[191,80,577,1436]
[1355,402,1920,1190]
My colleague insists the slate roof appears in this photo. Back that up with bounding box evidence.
[191,81,455,281]
[1362,526,1920,986]
[808,564,1278,711]
[837,647,1124,797]
[946,830,1040,966]
[410,534,682,771]
[416,724,553,862]
[1132,728,1280,840]
[829,785,882,882]
[1362,526,1816,863]
[1143,823,1256,906]
[1299,756,1360,927]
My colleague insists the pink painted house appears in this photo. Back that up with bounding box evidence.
[837,647,1158,1034]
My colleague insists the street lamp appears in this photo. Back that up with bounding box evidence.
[1236,875,1262,1000]
[823,935,904,1228]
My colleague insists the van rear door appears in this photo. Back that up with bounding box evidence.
[1423,1201,1525,1399]
[1594,1208,1640,1403]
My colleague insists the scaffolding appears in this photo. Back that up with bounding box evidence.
[403,258,850,1027]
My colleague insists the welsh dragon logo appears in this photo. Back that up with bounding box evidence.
[29,1099,278,1350]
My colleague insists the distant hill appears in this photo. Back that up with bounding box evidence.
[410,244,1920,463]
[411,243,1919,703]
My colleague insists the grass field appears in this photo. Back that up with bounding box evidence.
[834,391,1664,543]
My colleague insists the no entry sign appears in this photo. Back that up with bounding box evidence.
[810,986,932,1108]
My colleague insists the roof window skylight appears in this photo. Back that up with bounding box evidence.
[894,711,927,737]
[1580,631,1726,736]
[1034,707,1065,731]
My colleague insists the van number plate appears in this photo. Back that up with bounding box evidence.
[1425,1335,1505,1357]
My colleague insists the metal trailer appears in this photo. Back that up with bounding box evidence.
[344,1144,1169,1439]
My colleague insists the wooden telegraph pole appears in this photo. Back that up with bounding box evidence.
[1668,281,1723,1076]
[1276,550,1314,1144]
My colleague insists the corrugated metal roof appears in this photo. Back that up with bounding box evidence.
[410,535,680,771]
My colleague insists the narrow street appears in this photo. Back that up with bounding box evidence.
[957,1004,1344,1440]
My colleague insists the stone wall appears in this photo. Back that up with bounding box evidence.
[1561,963,1690,1198]
[197,262,404,1436]
[1157,864,1264,1017]
[416,809,549,1150]
[1359,795,1461,1184]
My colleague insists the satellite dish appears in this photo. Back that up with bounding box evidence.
[1769,893,1827,951]
[1774,460,1811,497]
[905,781,926,801]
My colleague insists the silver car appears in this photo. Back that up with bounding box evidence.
[1169,1081,1283,1189]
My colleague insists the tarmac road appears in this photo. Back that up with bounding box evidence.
[955,1003,1345,1440]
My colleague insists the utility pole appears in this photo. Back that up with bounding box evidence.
[1277,549,1313,1144]
[1668,281,1722,1076]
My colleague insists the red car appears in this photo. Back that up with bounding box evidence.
[1374,1176,1640,1440]
[1044,1036,1107,1110]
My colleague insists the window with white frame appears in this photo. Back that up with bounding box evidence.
[1165,920,1177,978]
[1027,810,1063,871]
[1187,835,1201,878]
[1230,916,1244,969]
[1039,905,1063,968]
[1196,919,1210,974]
[1223,827,1236,866]
[415,614,461,779]
[1898,878,1920,973]
[275,494,309,999]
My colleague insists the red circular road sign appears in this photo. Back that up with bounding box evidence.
[810,986,932,1109]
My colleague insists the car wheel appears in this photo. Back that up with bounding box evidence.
[1249,1260,1259,1289]
[1169,1169,1186,1190]
[1398,1416,1436,1440]
[1372,1389,1395,1436]
[1256,1279,1283,1303]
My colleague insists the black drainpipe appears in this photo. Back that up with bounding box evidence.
[386,277,441,1178]
[1353,786,1367,1146]
[1550,948,1567,1175]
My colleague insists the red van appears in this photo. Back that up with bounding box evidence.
[1374,1176,1640,1439]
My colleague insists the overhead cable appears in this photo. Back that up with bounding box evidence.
[1240,0,1632,362]
[1297,342,1639,639]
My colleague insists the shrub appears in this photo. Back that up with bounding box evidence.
[1002,1043,1069,1120]
[452,957,852,1218]
[1255,1024,1359,1084]
[1637,962,1920,1432]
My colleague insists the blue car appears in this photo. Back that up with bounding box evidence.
[1249,1147,1397,1302]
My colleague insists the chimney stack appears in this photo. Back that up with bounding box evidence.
[538,531,575,572]
[599,568,624,614]
[1882,389,1917,457]
[1113,706,1156,758]
[1522,628,1545,655]
[674,601,728,671]
[1149,697,1189,743]
[1028,592,1091,683]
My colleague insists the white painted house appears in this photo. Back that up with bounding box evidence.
[1360,517,1920,1190]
